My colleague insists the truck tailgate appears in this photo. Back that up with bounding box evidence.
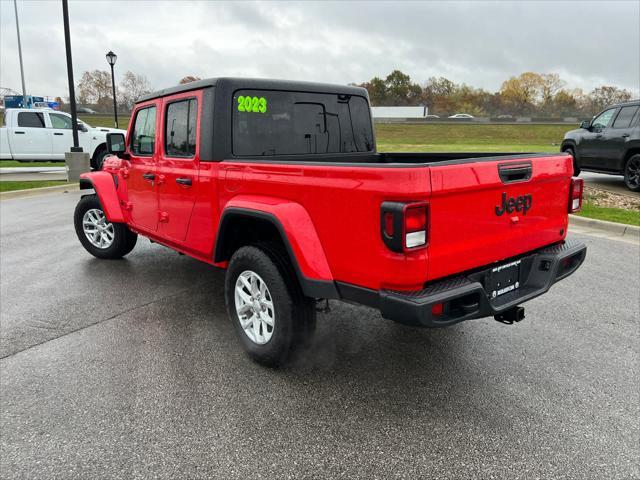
[427,154,572,281]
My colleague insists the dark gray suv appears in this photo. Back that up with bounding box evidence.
[561,100,640,191]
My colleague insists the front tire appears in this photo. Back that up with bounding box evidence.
[91,146,109,171]
[224,244,316,367]
[74,195,137,259]
[623,154,640,192]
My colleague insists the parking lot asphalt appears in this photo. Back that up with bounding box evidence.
[1,191,638,479]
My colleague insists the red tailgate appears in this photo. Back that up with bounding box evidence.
[427,154,572,281]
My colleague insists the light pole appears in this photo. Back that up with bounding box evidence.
[106,50,118,128]
[13,0,27,107]
[62,0,80,151]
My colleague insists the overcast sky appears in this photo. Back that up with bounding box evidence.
[1,0,639,98]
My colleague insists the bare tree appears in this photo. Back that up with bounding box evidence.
[119,71,152,111]
[179,75,201,84]
[76,70,113,109]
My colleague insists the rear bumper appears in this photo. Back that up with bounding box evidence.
[336,240,587,328]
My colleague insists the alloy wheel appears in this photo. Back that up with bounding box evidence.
[626,157,640,189]
[82,208,115,249]
[234,270,275,345]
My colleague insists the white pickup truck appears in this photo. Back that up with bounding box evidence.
[0,108,126,169]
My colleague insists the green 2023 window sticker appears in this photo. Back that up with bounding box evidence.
[237,95,267,113]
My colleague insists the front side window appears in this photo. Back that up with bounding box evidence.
[49,113,73,129]
[130,106,157,155]
[232,90,374,157]
[17,112,45,128]
[591,109,617,130]
[612,106,639,129]
[164,99,197,157]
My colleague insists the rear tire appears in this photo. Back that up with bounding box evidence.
[74,195,137,259]
[564,147,580,176]
[224,243,316,367]
[623,154,640,192]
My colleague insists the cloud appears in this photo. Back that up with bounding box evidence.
[1,0,638,99]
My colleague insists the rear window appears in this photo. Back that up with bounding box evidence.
[612,106,639,129]
[17,112,45,128]
[232,90,374,157]
[164,98,198,157]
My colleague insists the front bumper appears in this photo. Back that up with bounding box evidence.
[338,240,587,328]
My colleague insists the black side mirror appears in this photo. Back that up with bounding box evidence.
[77,122,88,133]
[107,132,126,155]
[579,120,591,130]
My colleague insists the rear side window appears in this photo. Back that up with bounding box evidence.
[130,106,157,155]
[232,90,374,157]
[164,98,197,157]
[49,113,73,129]
[17,112,45,128]
[612,106,639,129]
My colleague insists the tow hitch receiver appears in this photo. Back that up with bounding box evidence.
[494,306,525,325]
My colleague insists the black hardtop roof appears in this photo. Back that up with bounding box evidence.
[136,77,368,103]
[609,99,640,108]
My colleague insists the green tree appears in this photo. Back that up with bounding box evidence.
[384,70,422,106]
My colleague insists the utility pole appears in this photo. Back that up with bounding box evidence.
[62,0,81,151]
[13,0,27,107]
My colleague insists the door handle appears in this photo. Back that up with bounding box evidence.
[595,134,603,138]
[53,132,64,136]
[143,172,156,181]
[176,177,192,186]
[15,131,25,134]
[622,134,630,138]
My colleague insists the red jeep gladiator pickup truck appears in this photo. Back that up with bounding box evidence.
[74,78,587,366]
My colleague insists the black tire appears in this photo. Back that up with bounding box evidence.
[564,147,580,176]
[91,146,109,171]
[224,243,316,367]
[74,195,137,259]
[623,154,640,192]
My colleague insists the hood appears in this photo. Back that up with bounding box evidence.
[92,126,127,135]
[563,128,584,140]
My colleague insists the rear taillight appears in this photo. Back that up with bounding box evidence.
[569,178,584,213]
[404,204,428,249]
[381,201,429,252]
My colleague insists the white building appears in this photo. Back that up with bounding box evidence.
[371,106,428,118]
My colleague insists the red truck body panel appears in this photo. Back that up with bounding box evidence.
[427,155,571,280]
[83,79,577,298]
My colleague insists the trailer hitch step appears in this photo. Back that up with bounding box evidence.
[494,306,525,325]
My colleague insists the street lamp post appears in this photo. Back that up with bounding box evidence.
[106,50,118,128]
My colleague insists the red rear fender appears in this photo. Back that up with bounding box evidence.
[216,195,336,298]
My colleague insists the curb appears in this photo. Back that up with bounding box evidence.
[0,183,79,200]
[570,214,640,240]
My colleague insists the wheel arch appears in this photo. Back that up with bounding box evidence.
[561,140,577,153]
[79,171,125,223]
[214,203,338,299]
[623,147,640,166]
[90,142,108,169]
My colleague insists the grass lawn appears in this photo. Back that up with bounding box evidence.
[0,180,69,193]
[576,201,640,226]
[375,123,569,153]
[0,160,63,168]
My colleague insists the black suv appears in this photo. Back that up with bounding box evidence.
[561,100,640,191]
